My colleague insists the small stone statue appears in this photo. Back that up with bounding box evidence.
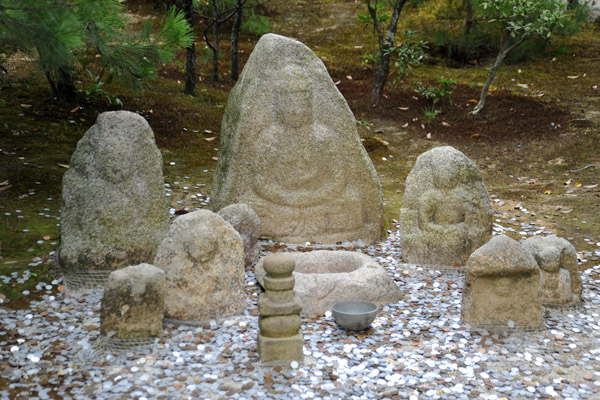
[462,235,542,330]
[257,253,303,364]
[523,235,582,306]
[100,263,165,340]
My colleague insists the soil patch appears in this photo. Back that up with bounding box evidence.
[338,78,571,146]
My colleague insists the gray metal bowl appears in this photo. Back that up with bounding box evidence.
[331,301,378,331]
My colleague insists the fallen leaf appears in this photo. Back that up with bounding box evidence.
[420,124,425,130]
[57,285,65,292]
[575,182,582,187]
[564,179,572,185]
[211,156,218,161]
[0,180,8,186]
[204,130,212,134]
[392,218,398,223]
[544,189,552,195]
[346,75,353,80]
[334,80,341,85]
[584,184,598,189]
[373,137,389,146]
[467,99,478,103]
[441,121,450,127]
[20,104,32,108]
[426,133,432,139]
[204,137,217,142]
[567,75,579,79]
[401,122,409,128]
[471,133,481,138]
[58,164,70,169]
[560,209,573,214]
[398,107,409,111]
[70,105,80,113]
[43,235,51,240]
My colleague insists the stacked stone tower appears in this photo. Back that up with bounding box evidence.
[257,253,303,364]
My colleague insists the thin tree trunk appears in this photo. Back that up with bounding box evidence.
[211,1,220,82]
[370,0,408,106]
[464,0,473,36]
[184,0,196,95]
[472,37,526,115]
[56,67,77,101]
[231,0,243,81]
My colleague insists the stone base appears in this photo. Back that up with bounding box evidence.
[541,269,579,306]
[462,275,542,330]
[257,334,303,363]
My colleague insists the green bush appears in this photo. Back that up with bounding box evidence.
[0,0,192,100]
[241,10,272,35]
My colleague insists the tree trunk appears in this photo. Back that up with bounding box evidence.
[231,0,243,81]
[56,67,77,101]
[183,0,196,95]
[464,0,473,36]
[371,50,391,106]
[472,37,525,115]
[370,0,408,106]
[211,1,220,82]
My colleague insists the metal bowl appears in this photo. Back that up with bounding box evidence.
[331,301,378,331]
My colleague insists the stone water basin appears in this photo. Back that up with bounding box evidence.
[255,250,402,317]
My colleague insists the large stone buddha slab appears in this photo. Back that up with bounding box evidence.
[210,34,384,244]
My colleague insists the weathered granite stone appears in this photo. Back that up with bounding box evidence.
[593,0,600,20]
[563,0,600,20]
[217,203,260,265]
[523,235,582,306]
[399,146,492,267]
[462,235,542,330]
[59,111,169,278]
[256,251,402,317]
[153,210,245,322]
[100,263,165,339]
[258,253,303,364]
[210,33,384,244]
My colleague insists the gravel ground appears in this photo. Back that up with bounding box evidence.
[1,218,600,400]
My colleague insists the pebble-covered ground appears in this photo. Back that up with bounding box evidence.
[1,213,600,399]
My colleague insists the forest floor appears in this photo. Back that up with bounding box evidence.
[0,0,599,304]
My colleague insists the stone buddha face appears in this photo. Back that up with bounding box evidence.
[250,63,346,208]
